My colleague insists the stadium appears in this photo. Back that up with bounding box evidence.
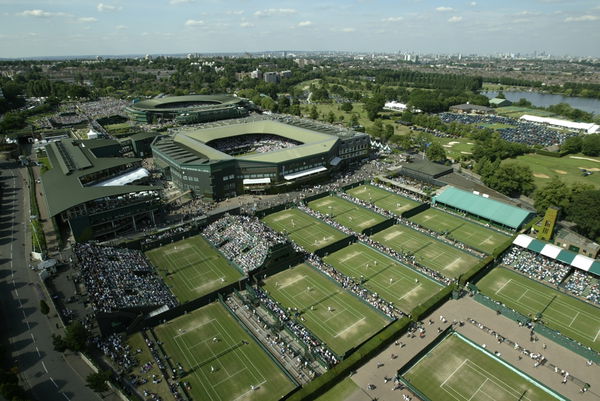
[151,115,370,199]
[125,94,251,124]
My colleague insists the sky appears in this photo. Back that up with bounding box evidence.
[1,0,599,58]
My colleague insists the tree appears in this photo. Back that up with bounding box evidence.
[64,321,88,352]
[39,300,49,315]
[566,190,600,242]
[482,163,535,196]
[425,142,447,163]
[533,177,571,216]
[86,370,111,394]
[382,124,394,143]
[340,102,353,112]
[582,134,600,156]
[52,334,67,352]
[309,105,319,120]
[561,136,583,154]
[348,113,359,128]
[368,119,383,138]
[327,111,336,124]
[364,94,386,121]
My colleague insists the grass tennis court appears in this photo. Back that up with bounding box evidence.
[371,224,480,279]
[307,195,387,233]
[346,184,421,216]
[262,208,348,253]
[478,268,600,353]
[409,208,510,254]
[145,236,243,303]
[324,243,445,314]
[153,302,296,401]
[263,263,391,356]
[404,333,565,401]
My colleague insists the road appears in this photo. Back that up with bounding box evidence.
[0,161,101,401]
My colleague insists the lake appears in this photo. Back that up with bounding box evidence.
[483,90,600,114]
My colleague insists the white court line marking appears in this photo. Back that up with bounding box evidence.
[173,318,216,339]
[335,317,365,338]
[594,328,600,342]
[50,377,58,388]
[14,288,18,296]
[279,274,305,289]
[231,380,267,401]
[441,359,467,387]
[397,284,422,301]
[35,347,41,357]
[31,333,35,341]
[495,279,512,295]
[62,393,70,401]
[42,361,48,373]
[516,289,529,302]
[468,378,488,401]
[569,311,580,327]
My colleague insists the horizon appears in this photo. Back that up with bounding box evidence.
[1,0,600,59]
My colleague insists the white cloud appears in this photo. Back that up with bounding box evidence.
[184,19,204,26]
[78,17,97,23]
[226,10,244,15]
[169,0,194,4]
[448,16,463,22]
[382,16,404,22]
[331,27,355,32]
[297,20,312,27]
[436,7,453,12]
[18,9,70,17]
[564,15,599,22]
[469,2,477,6]
[254,8,297,17]
[240,21,254,28]
[97,3,122,12]
[115,25,127,30]
[515,11,540,16]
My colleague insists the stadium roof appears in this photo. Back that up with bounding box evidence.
[520,115,600,134]
[432,186,534,229]
[512,234,600,276]
[41,139,158,217]
[129,94,243,112]
[171,119,338,164]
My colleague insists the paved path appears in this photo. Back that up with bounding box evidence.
[0,161,120,401]
[350,297,600,401]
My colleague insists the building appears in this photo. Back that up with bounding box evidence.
[449,104,496,115]
[41,138,162,242]
[432,186,534,230]
[489,98,512,107]
[520,115,600,134]
[553,225,600,258]
[125,94,250,124]
[263,72,279,83]
[533,206,559,241]
[151,116,370,199]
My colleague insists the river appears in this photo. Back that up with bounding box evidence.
[482,90,600,114]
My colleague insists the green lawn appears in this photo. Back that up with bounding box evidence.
[502,153,600,189]
[324,243,445,314]
[145,236,243,303]
[263,263,391,356]
[307,195,387,233]
[430,137,476,161]
[315,378,363,401]
[478,267,600,352]
[404,333,565,401]
[371,225,481,279]
[153,302,296,401]
[496,106,558,119]
[261,208,348,253]
[409,208,511,254]
[346,184,421,216]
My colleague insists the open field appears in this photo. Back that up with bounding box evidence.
[145,236,243,303]
[346,184,421,216]
[478,268,600,353]
[430,137,476,160]
[153,302,296,401]
[371,225,480,279]
[404,333,565,401]
[261,208,348,253]
[501,153,600,189]
[263,263,391,356]
[409,208,511,254]
[324,243,445,313]
[307,195,387,233]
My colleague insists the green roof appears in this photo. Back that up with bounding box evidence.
[433,186,534,229]
[171,120,338,164]
[41,139,158,217]
[129,94,242,112]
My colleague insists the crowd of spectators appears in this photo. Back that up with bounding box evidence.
[74,243,178,313]
[501,246,570,285]
[202,214,287,272]
[209,134,301,156]
[253,285,339,367]
[439,113,576,147]
[95,333,138,373]
[77,97,129,119]
[563,270,600,305]
[372,179,430,201]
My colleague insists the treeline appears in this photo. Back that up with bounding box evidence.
[487,76,600,99]
[340,69,483,91]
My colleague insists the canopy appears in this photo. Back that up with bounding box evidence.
[284,166,327,181]
[243,177,271,185]
[92,167,150,187]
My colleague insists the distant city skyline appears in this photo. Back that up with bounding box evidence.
[1,0,599,58]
